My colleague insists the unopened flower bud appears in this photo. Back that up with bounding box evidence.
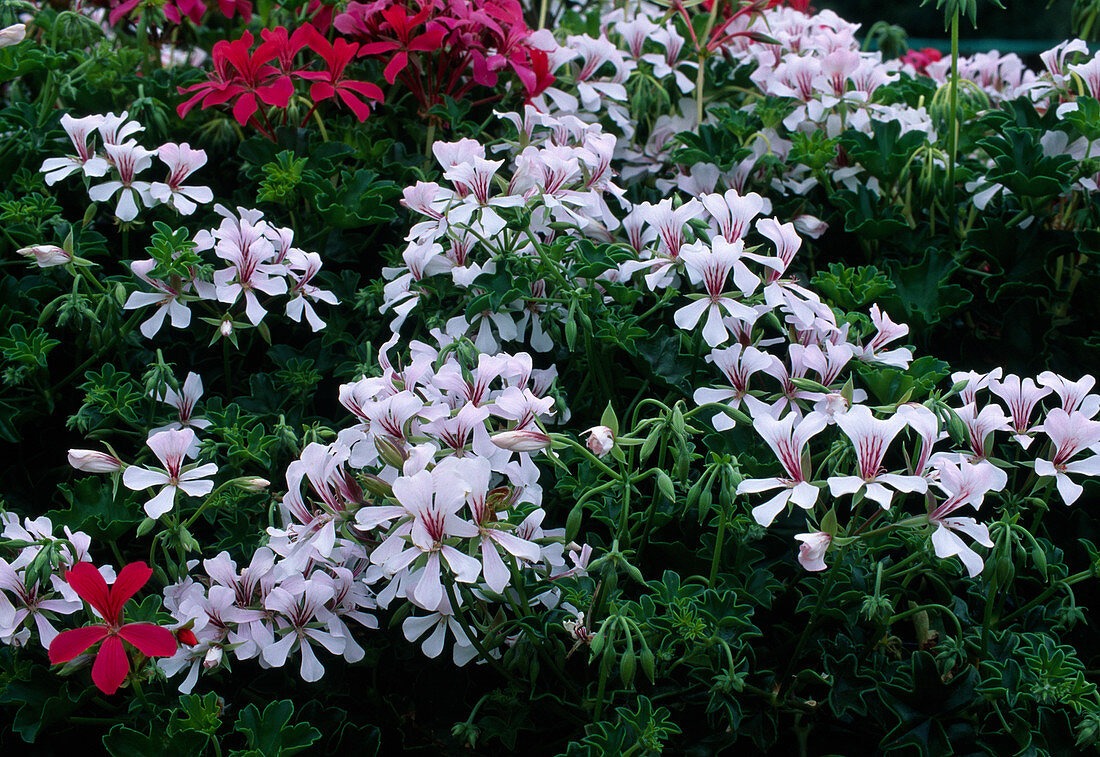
[67,449,122,473]
[235,477,270,492]
[17,244,71,268]
[176,628,198,647]
[792,214,828,239]
[204,645,223,669]
[374,436,408,469]
[583,425,614,458]
[219,318,233,337]
[0,24,26,48]
[491,428,551,452]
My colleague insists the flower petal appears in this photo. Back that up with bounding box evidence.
[119,623,177,658]
[48,625,108,664]
[65,562,112,619]
[91,635,130,695]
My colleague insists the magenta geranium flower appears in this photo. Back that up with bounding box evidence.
[48,562,177,695]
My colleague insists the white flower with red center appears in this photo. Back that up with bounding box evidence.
[1034,409,1100,505]
[122,258,195,338]
[755,217,802,284]
[40,113,110,185]
[858,305,913,368]
[736,409,828,526]
[450,457,541,594]
[149,143,213,215]
[988,374,1051,449]
[694,344,773,430]
[443,157,524,237]
[828,405,927,510]
[96,111,144,146]
[895,402,943,477]
[954,401,1011,460]
[673,238,760,347]
[88,141,155,222]
[122,428,218,518]
[366,468,481,611]
[262,575,344,682]
[402,595,478,666]
[927,460,1002,577]
[151,371,211,436]
[285,249,338,332]
[700,189,767,243]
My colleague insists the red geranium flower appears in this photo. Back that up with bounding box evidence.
[48,562,177,696]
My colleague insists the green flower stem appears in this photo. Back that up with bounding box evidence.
[708,498,727,589]
[52,310,144,393]
[551,434,621,478]
[999,568,1094,624]
[946,7,960,236]
[444,577,514,681]
[888,602,963,640]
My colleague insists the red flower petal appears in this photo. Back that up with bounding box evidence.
[91,636,130,696]
[233,92,259,126]
[383,51,408,85]
[107,562,152,623]
[119,623,178,658]
[48,625,108,664]
[65,563,113,621]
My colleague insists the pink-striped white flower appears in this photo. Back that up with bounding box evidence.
[262,575,344,682]
[122,428,218,518]
[152,372,211,435]
[828,406,927,510]
[40,114,109,185]
[674,238,760,347]
[149,143,213,215]
[700,190,766,243]
[123,259,192,338]
[1034,409,1100,505]
[67,449,123,473]
[989,374,1051,449]
[927,460,1000,577]
[88,141,155,222]
[736,410,828,526]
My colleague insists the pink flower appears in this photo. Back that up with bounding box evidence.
[794,532,831,571]
[737,409,827,527]
[1034,409,1100,505]
[828,406,927,510]
[583,426,614,457]
[48,562,177,695]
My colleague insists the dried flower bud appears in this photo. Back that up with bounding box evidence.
[491,429,550,452]
[17,244,71,268]
[583,425,614,457]
[0,24,26,48]
[67,449,122,473]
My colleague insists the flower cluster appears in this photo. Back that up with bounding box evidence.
[123,204,337,340]
[157,337,588,683]
[334,0,555,113]
[178,27,384,133]
[41,112,212,221]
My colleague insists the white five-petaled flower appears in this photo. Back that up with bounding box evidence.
[122,428,218,518]
[1034,408,1100,505]
[737,409,828,526]
[149,143,213,215]
[828,405,927,510]
[40,113,110,185]
[88,141,155,222]
[674,238,760,347]
[927,460,1000,577]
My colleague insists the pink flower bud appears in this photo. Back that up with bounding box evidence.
[794,532,831,571]
[491,429,551,452]
[220,319,233,337]
[203,645,223,669]
[17,244,71,268]
[67,449,123,473]
[0,24,26,48]
[583,426,614,457]
[792,214,828,239]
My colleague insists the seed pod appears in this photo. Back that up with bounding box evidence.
[566,501,584,542]
[620,648,637,688]
[655,470,676,502]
